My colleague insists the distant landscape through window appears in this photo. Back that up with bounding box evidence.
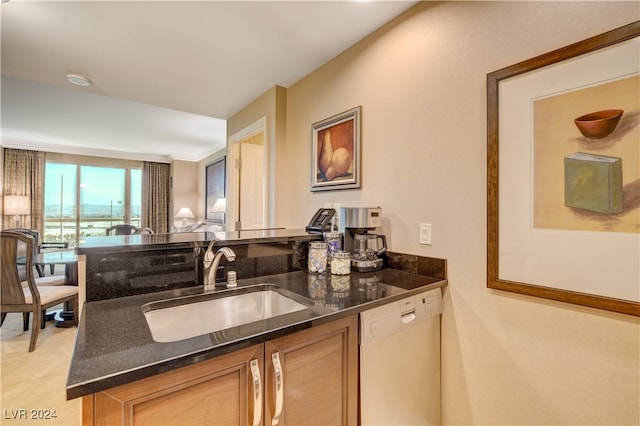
[44,162,141,245]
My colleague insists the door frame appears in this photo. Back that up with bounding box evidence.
[227,117,269,231]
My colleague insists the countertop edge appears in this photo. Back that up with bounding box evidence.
[75,229,322,255]
[66,276,446,400]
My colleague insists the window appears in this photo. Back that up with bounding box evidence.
[44,162,142,245]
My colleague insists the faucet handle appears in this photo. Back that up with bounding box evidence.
[203,239,216,266]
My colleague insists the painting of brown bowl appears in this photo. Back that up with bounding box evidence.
[574,109,624,139]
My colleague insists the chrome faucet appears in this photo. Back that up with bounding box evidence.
[203,241,236,288]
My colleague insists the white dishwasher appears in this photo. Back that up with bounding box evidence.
[360,287,442,425]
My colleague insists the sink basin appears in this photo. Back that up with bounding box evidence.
[142,284,311,343]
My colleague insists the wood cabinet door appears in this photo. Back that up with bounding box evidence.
[88,344,264,426]
[263,315,358,426]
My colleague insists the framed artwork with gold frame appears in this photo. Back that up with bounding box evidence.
[311,106,361,192]
[487,22,640,316]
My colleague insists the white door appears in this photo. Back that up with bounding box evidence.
[227,117,268,231]
[239,141,265,230]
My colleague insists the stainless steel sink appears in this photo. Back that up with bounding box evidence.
[142,284,311,343]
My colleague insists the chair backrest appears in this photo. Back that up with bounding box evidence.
[106,224,138,236]
[4,228,41,254]
[1,231,39,305]
[133,227,154,235]
[3,228,39,281]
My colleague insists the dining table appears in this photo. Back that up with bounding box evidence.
[33,249,79,286]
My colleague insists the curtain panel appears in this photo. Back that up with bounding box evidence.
[141,161,170,233]
[2,148,45,232]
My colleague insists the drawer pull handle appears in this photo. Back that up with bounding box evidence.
[272,352,283,425]
[250,359,262,426]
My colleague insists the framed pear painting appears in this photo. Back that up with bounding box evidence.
[311,106,361,191]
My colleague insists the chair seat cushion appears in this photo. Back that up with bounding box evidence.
[37,276,67,286]
[23,286,78,305]
[21,275,67,287]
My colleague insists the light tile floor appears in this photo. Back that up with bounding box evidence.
[1,306,81,426]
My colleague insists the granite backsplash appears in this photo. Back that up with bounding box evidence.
[85,238,446,302]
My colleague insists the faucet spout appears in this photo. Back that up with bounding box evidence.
[203,242,236,288]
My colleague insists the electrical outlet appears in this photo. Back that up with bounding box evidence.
[420,223,432,245]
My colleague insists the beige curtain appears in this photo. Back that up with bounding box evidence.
[2,148,45,232]
[142,161,170,233]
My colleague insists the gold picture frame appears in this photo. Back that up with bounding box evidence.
[311,106,361,192]
[487,21,640,316]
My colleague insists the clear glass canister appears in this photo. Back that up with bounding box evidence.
[308,242,328,273]
[330,250,351,275]
[323,232,341,257]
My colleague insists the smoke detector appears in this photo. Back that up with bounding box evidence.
[66,73,92,87]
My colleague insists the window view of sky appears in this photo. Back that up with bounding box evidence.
[44,162,142,243]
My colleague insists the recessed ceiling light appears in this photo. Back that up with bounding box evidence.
[66,73,92,87]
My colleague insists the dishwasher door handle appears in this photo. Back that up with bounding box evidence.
[400,310,416,324]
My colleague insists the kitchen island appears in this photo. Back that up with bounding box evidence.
[69,230,446,424]
[67,269,444,399]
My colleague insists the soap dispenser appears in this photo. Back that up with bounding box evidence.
[226,271,237,288]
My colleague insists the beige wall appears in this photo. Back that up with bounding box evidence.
[169,160,199,225]
[282,2,639,425]
[0,143,3,214]
[226,85,287,228]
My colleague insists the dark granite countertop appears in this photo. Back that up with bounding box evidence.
[75,228,322,255]
[66,268,446,400]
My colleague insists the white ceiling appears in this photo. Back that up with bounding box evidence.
[1,1,417,162]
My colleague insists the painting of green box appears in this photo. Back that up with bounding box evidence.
[564,152,623,215]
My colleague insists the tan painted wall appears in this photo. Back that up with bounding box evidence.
[0,144,3,214]
[282,2,639,425]
[226,85,287,227]
[169,160,198,225]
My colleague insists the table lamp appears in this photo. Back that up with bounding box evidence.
[175,207,195,227]
[211,198,226,213]
[211,198,226,226]
[4,195,30,228]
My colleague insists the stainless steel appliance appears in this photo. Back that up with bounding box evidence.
[338,207,387,272]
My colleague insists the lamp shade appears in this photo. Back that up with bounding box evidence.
[211,198,226,213]
[175,207,195,219]
[4,195,30,215]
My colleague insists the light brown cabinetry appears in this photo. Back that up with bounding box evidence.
[83,344,263,426]
[264,315,358,425]
[83,315,357,426]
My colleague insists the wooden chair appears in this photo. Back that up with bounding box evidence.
[5,228,45,277]
[133,227,154,235]
[4,228,69,276]
[106,224,138,235]
[7,231,67,327]
[0,231,79,352]
[5,228,66,289]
